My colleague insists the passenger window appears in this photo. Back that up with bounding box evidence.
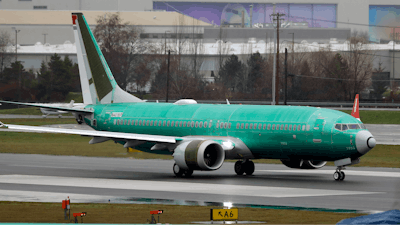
[241,123,244,129]
[245,124,248,129]
[335,124,341,130]
[147,121,150,126]
[195,121,199,128]
[166,121,170,127]
[306,125,310,131]
[224,123,228,129]
[293,124,296,130]
[114,120,117,125]
[204,121,208,128]
[135,120,138,125]
[228,123,231,129]
[191,121,194,127]
[216,122,219,128]
[179,121,182,127]
[258,124,262,130]
[289,125,292,130]
[209,121,212,128]
[149,121,152,126]
[285,124,288,130]
[250,124,253,129]
[171,121,174,126]
[127,120,130,125]
[221,122,224,128]
[199,122,203,128]
[183,121,186,127]
[297,125,301,131]
[131,120,134,125]
[263,124,266,130]
[280,124,284,130]
[236,123,239,129]
[139,120,142,126]
[272,124,275,130]
[342,124,348,131]
[302,125,305,131]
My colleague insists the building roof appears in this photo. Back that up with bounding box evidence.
[0,10,212,26]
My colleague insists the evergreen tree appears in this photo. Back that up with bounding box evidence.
[246,52,264,93]
[217,54,244,92]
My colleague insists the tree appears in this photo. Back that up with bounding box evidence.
[36,54,79,101]
[93,13,150,90]
[246,52,264,94]
[217,54,245,93]
[0,31,12,75]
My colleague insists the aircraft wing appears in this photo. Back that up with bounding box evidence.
[0,100,92,114]
[0,123,177,144]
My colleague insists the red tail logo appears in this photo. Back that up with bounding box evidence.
[351,94,360,120]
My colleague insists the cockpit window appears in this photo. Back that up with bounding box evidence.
[335,124,341,130]
[348,124,360,129]
[360,124,366,129]
[342,124,348,131]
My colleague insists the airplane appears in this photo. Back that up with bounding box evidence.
[0,13,376,181]
[38,100,85,122]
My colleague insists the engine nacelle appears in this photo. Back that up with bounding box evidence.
[173,140,225,171]
[281,159,327,169]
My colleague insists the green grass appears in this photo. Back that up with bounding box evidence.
[0,107,43,115]
[1,118,77,126]
[0,202,366,224]
[340,110,400,124]
[64,92,83,103]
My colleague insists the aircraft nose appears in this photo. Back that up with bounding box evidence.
[355,130,376,155]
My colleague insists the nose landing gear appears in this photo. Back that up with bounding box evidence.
[234,160,255,176]
[333,166,345,181]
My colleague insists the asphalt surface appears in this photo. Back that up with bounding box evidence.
[0,154,398,213]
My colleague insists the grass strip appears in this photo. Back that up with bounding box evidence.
[0,132,399,168]
[0,202,366,224]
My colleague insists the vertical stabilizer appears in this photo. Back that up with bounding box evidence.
[71,13,143,105]
[351,94,360,121]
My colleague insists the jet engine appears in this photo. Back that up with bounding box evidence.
[280,159,327,169]
[173,140,225,171]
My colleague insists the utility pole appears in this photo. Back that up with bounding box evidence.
[12,27,20,62]
[284,48,288,105]
[272,12,285,105]
[393,27,396,92]
[166,50,170,102]
[271,4,276,105]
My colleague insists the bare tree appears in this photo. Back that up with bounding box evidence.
[93,13,152,90]
[0,31,12,75]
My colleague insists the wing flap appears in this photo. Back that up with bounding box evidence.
[1,124,177,144]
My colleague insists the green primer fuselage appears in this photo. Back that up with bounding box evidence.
[85,102,364,161]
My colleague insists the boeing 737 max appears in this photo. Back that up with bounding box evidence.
[0,13,376,181]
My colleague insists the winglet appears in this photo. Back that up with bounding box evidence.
[351,94,360,121]
[0,121,8,128]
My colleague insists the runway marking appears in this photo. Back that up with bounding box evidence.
[0,190,113,203]
[257,170,400,178]
[0,175,382,198]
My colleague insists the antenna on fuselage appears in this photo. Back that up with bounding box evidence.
[226,99,230,105]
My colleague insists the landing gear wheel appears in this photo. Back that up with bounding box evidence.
[339,171,345,181]
[173,163,184,177]
[184,169,193,177]
[234,161,245,175]
[76,115,83,124]
[333,171,341,181]
[244,160,255,175]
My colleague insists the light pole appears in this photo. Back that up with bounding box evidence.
[11,27,20,62]
[164,31,171,55]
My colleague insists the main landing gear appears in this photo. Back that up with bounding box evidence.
[173,163,193,177]
[234,160,255,176]
[333,166,346,181]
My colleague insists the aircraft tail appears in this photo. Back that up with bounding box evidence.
[351,94,360,121]
[71,13,143,105]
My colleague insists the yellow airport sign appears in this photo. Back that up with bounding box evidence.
[210,208,238,220]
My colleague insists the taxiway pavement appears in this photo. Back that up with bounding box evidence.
[0,154,398,212]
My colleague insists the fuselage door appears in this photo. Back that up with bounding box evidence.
[313,118,325,143]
